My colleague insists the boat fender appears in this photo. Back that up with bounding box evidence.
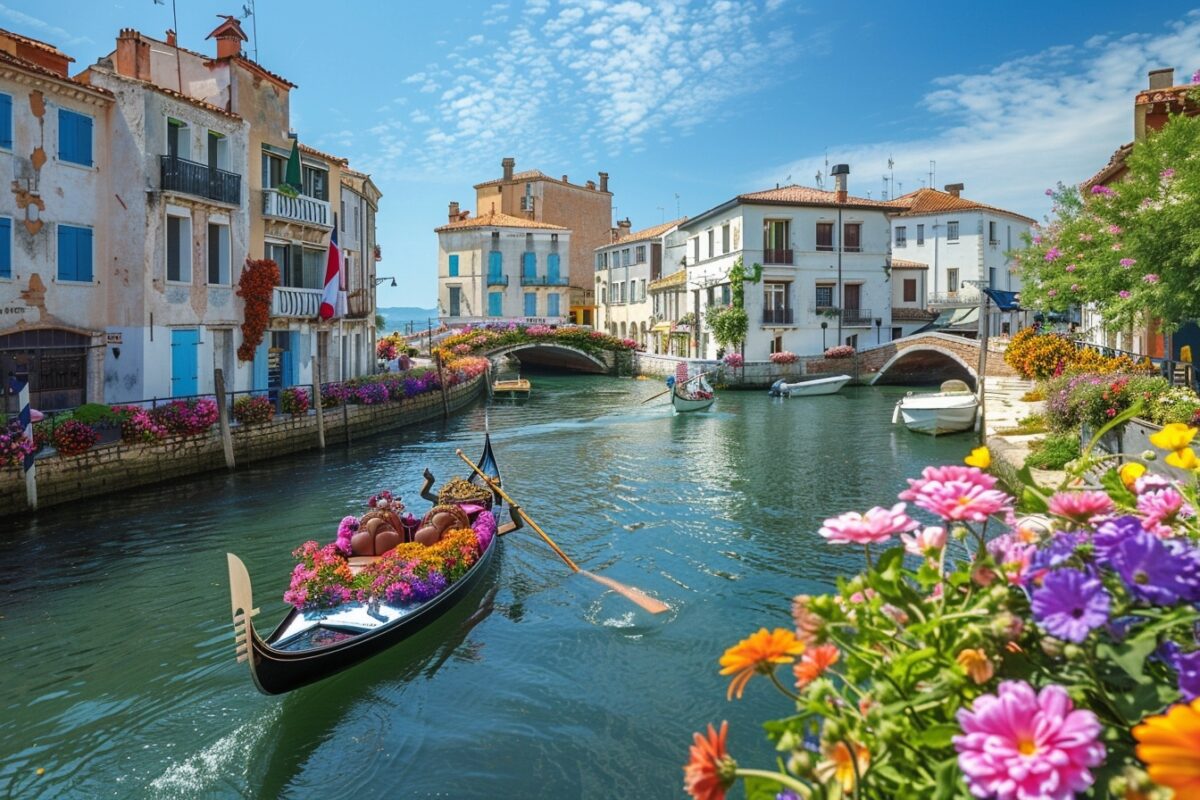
[666,376,676,389]
[891,401,901,425]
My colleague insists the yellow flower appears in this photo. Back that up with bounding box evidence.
[816,741,870,792]
[956,648,995,685]
[1119,462,1147,489]
[1165,448,1199,470]
[719,628,805,701]
[1149,422,1198,452]
[964,446,991,469]
[1132,698,1200,796]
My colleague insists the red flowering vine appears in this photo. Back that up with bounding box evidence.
[237,258,280,362]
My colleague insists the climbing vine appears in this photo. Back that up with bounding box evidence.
[706,256,762,350]
[236,258,280,362]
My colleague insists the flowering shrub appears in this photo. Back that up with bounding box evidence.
[1146,385,1200,426]
[153,398,219,436]
[376,337,399,361]
[683,408,1200,800]
[824,345,855,359]
[281,387,311,417]
[434,324,636,363]
[1044,372,1169,432]
[51,419,99,456]
[769,350,798,364]
[1004,328,1154,380]
[353,382,390,405]
[236,258,280,362]
[232,395,275,426]
[0,420,35,467]
[320,382,351,408]
[722,353,744,368]
[112,406,169,444]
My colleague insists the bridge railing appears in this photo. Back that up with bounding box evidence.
[1071,339,1197,392]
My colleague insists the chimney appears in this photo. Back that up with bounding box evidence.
[586,180,596,190]
[502,157,515,182]
[561,174,568,183]
[115,29,152,81]
[617,218,632,239]
[1148,68,1175,90]
[166,29,177,46]
[944,183,964,198]
[448,201,460,223]
[206,15,248,60]
[831,163,850,203]
[598,171,609,193]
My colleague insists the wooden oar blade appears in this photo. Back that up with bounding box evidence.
[580,570,670,614]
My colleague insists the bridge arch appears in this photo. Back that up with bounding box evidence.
[486,342,610,374]
[870,344,978,390]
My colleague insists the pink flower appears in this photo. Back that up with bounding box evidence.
[1065,263,1077,272]
[1193,69,1200,84]
[1047,289,1058,298]
[1161,167,1176,179]
[819,502,919,545]
[1137,487,1194,527]
[1111,243,1122,251]
[901,464,999,495]
[1118,290,1131,299]
[900,471,1014,523]
[1044,247,1061,262]
[1070,283,1080,292]
[1091,185,1114,196]
[1119,258,1136,268]
[901,526,947,557]
[1078,233,1093,242]
[1108,225,1122,235]
[1143,273,1160,284]
[1044,188,1054,196]
[1048,491,1113,524]
[954,681,1105,800]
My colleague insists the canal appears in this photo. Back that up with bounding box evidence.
[0,376,977,798]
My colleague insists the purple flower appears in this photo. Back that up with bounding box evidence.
[1161,642,1200,700]
[1030,531,1087,574]
[1065,263,1077,272]
[1091,185,1114,196]
[1120,258,1136,268]
[1045,188,1054,196]
[1143,273,1160,284]
[1044,247,1062,262]
[1193,69,1200,85]
[1031,569,1111,642]
[1111,532,1200,604]
[1032,234,1043,245]
[1118,290,1131,299]
[1092,516,1142,561]
[1162,168,1176,180]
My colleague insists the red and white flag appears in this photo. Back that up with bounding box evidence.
[319,226,340,321]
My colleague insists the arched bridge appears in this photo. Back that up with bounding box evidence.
[857,332,1016,390]
[485,342,615,374]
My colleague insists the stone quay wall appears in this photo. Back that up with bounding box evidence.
[634,352,860,388]
[0,376,485,517]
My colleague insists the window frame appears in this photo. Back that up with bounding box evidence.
[916,224,924,246]
[947,268,960,293]
[947,221,960,242]
[894,226,907,247]
[58,107,94,168]
[0,92,11,151]
[903,278,916,302]
[56,223,94,283]
[816,222,833,252]
[843,222,861,253]
[207,220,231,285]
[166,209,193,284]
[814,283,834,309]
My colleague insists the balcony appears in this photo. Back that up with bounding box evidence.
[263,188,331,227]
[842,308,874,327]
[271,286,322,318]
[159,155,241,205]
[762,308,795,325]
[763,248,794,265]
[520,275,570,286]
[928,286,981,308]
[487,274,510,287]
[346,288,372,319]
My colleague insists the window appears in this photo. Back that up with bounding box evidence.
[548,293,560,317]
[207,130,228,170]
[894,226,907,247]
[815,284,834,309]
[0,92,11,149]
[947,268,960,293]
[635,245,646,263]
[596,253,604,269]
[488,291,503,316]
[341,252,350,291]
[763,219,790,262]
[722,223,730,254]
[301,165,328,200]
[989,221,998,244]
[524,293,537,316]
[764,282,787,310]
[947,221,960,241]
[0,217,10,277]
[843,223,861,253]
[58,108,93,166]
[57,224,93,282]
[916,224,924,246]
[167,118,191,160]
[354,205,360,234]
[340,200,346,231]
[600,286,607,304]
[816,222,833,251]
[266,242,290,284]
[707,229,714,258]
[522,251,536,279]
[302,247,323,289]
[622,248,631,267]
[551,233,558,248]
[448,254,459,277]
[262,152,285,188]
[989,267,997,288]
[720,284,731,306]
[691,237,699,263]
[488,250,502,282]
[207,222,230,284]
[903,278,916,302]
[167,213,192,283]
[492,231,500,248]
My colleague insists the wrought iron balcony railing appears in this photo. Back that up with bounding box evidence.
[762,307,795,325]
[159,155,241,205]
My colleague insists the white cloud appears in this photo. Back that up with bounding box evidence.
[757,13,1200,220]
[0,4,91,46]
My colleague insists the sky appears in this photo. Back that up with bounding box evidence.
[11,1,1200,308]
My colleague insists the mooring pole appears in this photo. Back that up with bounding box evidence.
[214,368,235,469]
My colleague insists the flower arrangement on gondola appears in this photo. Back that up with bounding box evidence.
[281,387,310,417]
[232,395,275,426]
[683,406,1200,800]
[283,541,356,610]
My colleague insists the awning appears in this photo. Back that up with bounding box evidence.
[983,288,1022,311]
[650,322,672,333]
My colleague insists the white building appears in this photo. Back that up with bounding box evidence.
[888,185,1034,336]
[595,217,686,346]
[435,206,570,325]
[888,259,936,338]
[338,168,382,380]
[677,175,896,360]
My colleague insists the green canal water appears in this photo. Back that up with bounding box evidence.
[0,376,977,798]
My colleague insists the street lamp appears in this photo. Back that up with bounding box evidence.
[821,320,828,350]
[831,163,850,345]
[875,317,882,344]
[374,276,397,287]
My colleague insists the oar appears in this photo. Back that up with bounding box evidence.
[456,450,669,614]
[639,371,712,404]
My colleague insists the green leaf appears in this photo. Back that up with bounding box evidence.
[1019,486,1049,514]
[916,723,961,749]
[1084,400,1144,456]
[742,774,786,800]
[933,757,965,800]
[1099,467,1137,507]
[1098,634,1158,684]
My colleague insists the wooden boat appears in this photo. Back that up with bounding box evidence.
[226,435,515,695]
[492,377,531,397]
[768,374,852,397]
[892,380,979,435]
[672,374,715,413]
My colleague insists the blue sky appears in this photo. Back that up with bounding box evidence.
[9,1,1200,307]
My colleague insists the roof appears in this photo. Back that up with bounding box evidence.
[0,28,72,61]
[1136,84,1199,107]
[92,68,239,119]
[886,188,1037,224]
[738,184,895,210]
[434,210,569,233]
[0,50,112,100]
[649,269,687,290]
[892,307,939,321]
[224,55,297,89]
[598,217,687,250]
[299,142,348,166]
[890,259,928,270]
[1083,142,1133,191]
[473,168,609,192]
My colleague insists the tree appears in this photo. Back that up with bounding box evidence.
[705,256,762,350]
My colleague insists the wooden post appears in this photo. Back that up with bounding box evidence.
[312,353,325,450]
[976,290,990,443]
[435,351,450,420]
[343,396,351,447]
[214,368,236,469]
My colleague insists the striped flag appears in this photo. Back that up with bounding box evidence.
[318,225,340,321]
[675,362,689,387]
[9,378,34,472]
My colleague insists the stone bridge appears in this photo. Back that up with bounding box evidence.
[853,332,1016,390]
[484,342,623,374]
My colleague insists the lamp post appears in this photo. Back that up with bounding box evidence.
[875,317,882,344]
[374,276,397,287]
[821,320,828,351]
[831,163,850,346]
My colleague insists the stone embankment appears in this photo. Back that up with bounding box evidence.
[0,376,486,517]
[980,377,1068,491]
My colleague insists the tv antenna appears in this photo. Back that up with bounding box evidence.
[674,193,680,218]
[241,0,258,61]
[929,160,936,189]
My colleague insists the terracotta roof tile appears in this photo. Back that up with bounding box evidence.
[886,188,1036,224]
[738,184,893,210]
[223,55,297,89]
[599,217,687,249]
[434,210,569,233]
[1135,85,1199,106]
[890,259,928,270]
[95,70,239,119]
[0,50,112,98]
[299,142,348,166]
[1082,142,1132,191]
[0,28,72,60]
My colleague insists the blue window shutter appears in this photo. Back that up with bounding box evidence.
[0,218,10,278]
[524,293,537,316]
[523,252,536,279]
[488,292,502,316]
[0,94,11,149]
[489,250,502,276]
[57,225,76,281]
[547,293,560,317]
[78,227,93,281]
[78,114,93,166]
[58,110,92,166]
[548,253,560,283]
[448,254,459,277]
[57,110,72,163]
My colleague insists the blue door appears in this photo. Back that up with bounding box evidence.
[547,293,560,317]
[170,328,199,397]
[547,253,560,284]
[524,293,537,317]
[283,332,299,388]
[522,252,536,281]
[488,291,503,316]
[252,339,269,391]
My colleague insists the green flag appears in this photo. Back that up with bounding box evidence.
[284,137,302,192]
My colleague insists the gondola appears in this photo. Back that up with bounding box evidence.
[226,434,516,695]
[671,375,715,413]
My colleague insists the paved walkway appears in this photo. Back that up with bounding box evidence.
[983,376,1067,488]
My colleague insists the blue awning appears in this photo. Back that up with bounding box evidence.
[983,288,1022,311]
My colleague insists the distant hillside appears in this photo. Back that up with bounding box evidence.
[377,306,438,332]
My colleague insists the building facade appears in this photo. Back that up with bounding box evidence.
[339,168,382,379]
[435,208,570,325]
[472,157,610,326]
[595,217,685,347]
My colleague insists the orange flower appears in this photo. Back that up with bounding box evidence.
[794,643,840,689]
[1133,698,1200,796]
[683,721,737,800]
[719,628,805,700]
[956,648,995,685]
[816,740,870,792]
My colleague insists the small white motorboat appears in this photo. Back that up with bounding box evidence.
[892,380,979,435]
[768,374,852,397]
